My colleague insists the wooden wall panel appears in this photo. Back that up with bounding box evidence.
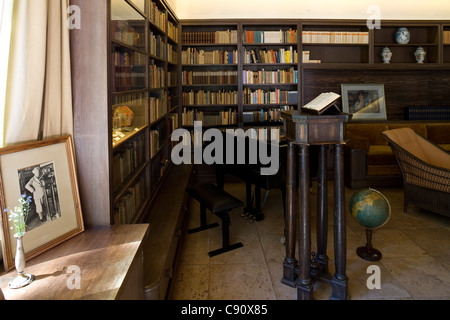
[302,68,450,120]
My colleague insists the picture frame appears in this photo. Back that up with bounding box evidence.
[0,136,84,271]
[341,84,387,120]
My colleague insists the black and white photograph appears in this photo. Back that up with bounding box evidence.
[18,161,61,232]
[0,136,84,272]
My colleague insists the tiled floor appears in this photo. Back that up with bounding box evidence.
[168,182,450,300]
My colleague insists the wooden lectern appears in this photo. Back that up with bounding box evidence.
[281,110,351,300]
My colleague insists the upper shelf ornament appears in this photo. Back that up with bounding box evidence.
[395,27,411,44]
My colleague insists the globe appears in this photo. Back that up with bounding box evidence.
[349,188,391,261]
[349,188,391,230]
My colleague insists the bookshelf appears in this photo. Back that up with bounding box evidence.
[242,22,299,128]
[373,24,440,64]
[179,21,300,135]
[71,0,179,227]
[110,0,179,224]
[301,22,370,64]
[180,22,240,128]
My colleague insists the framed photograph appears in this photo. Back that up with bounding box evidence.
[0,136,84,271]
[341,84,387,120]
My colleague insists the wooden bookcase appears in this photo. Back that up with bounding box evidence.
[180,22,240,129]
[112,0,180,225]
[179,20,301,136]
[71,0,179,227]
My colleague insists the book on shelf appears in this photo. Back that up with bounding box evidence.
[182,90,239,105]
[243,29,297,44]
[182,70,238,85]
[302,31,369,44]
[444,31,450,44]
[182,48,238,65]
[243,88,298,105]
[149,1,166,32]
[302,92,341,115]
[182,30,237,44]
[244,47,297,64]
[242,68,298,85]
[168,20,179,43]
[302,51,321,64]
[182,109,237,126]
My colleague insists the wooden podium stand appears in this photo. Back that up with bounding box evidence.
[281,110,351,300]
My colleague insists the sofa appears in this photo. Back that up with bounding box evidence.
[344,121,450,189]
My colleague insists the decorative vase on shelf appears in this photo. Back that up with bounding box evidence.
[8,236,35,289]
[396,27,411,44]
[415,47,426,63]
[381,47,392,64]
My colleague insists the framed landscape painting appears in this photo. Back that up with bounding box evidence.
[0,136,84,271]
[341,84,387,120]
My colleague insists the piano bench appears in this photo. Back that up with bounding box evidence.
[186,183,244,257]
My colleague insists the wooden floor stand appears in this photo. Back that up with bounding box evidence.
[281,111,351,300]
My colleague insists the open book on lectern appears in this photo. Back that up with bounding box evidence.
[301,92,341,115]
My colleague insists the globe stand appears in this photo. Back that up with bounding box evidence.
[357,229,382,261]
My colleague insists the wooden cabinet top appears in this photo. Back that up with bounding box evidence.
[0,224,149,300]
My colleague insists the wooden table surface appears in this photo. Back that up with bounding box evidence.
[0,224,149,300]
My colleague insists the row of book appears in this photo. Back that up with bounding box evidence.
[243,29,297,44]
[405,106,450,120]
[112,65,146,92]
[182,90,239,106]
[168,71,178,87]
[150,129,160,158]
[150,93,168,123]
[182,110,238,126]
[444,31,450,44]
[112,92,146,110]
[182,48,238,65]
[111,20,145,49]
[112,133,146,191]
[168,20,179,43]
[302,51,321,63]
[149,64,165,89]
[168,44,178,64]
[168,113,179,133]
[242,108,288,123]
[244,48,298,64]
[149,32,167,59]
[182,70,238,85]
[302,31,369,44]
[243,88,298,105]
[149,1,166,32]
[114,176,147,225]
[242,68,298,85]
[177,126,282,148]
[112,51,146,66]
[182,30,238,44]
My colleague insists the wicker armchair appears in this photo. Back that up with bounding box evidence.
[382,128,450,217]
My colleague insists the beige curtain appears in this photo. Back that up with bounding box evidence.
[3,0,73,146]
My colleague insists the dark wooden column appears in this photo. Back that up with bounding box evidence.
[315,144,330,278]
[331,143,349,300]
[296,144,313,300]
[282,142,297,287]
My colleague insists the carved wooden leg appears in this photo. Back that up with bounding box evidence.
[316,144,330,279]
[297,144,313,300]
[282,142,297,287]
[331,144,349,300]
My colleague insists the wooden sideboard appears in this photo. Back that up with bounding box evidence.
[0,224,149,300]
